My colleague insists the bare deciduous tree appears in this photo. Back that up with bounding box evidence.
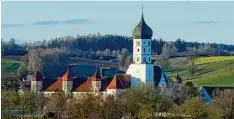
[212,89,234,119]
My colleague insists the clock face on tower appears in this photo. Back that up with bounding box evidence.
[136,41,140,46]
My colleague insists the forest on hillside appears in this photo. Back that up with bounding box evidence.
[2,33,234,78]
[2,33,234,57]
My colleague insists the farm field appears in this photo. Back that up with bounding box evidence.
[195,56,234,65]
[1,56,234,87]
[1,58,20,73]
[166,56,234,87]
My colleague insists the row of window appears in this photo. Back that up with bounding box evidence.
[137,48,151,53]
[136,41,151,46]
[136,57,151,63]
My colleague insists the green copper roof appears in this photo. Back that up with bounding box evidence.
[132,13,153,39]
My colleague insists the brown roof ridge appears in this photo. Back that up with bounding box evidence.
[116,75,126,89]
[106,74,131,89]
[43,77,63,92]
[106,76,117,89]
[62,67,72,81]
[73,77,92,92]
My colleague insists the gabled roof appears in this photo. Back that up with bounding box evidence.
[41,77,63,92]
[72,77,87,91]
[62,68,72,81]
[73,77,92,92]
[106,74,131,89]
[100,77,113,91]
[41,64,124,79]
[92,68,102,81]
[32,70,43,81]
[201,86,234,96]
[154,66,163,86]
[154,66,172,87]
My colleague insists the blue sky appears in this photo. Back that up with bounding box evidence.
[1,1,234,44]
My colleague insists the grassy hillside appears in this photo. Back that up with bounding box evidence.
[166,56,234,87]
[1,58,20,73]
[2,56,234,87]
[195,56,234,65]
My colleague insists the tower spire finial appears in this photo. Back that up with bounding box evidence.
[142,4,144,15]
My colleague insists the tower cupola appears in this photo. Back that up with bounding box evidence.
[132,8,153,39]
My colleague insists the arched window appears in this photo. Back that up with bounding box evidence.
[137,48,139,52]
[148,42,151,46]
[144,48,145,53]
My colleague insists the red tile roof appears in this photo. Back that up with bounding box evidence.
[42,77,63,92]
[73,77,92,92]
[62,68,73,81]
[106,74,131,89]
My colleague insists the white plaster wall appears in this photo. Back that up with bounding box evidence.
[126,64,154,87]
[62,81,73,94]
[107,89,116,95]
[73,92,92,98]
[107,89,125,95]
[31,81,42,92]
[146,64,154,85]
[133,39,152,64]
[43,92,56,97]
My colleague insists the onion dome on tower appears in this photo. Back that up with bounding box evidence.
[132,7,153,39]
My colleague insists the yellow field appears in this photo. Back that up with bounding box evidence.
[195,56,234,65]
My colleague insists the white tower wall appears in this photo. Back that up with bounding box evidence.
[63,81,73,96]
[126,63,154,87]
[133,39,152,64]
[126,35,154,87]
[31,81,42,93]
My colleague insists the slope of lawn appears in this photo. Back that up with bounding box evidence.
[1,58,20,73]
[195,56,234,65]
[166,56,234,87]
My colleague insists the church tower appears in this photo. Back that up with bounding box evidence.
[126,7,154,87]
[62,67,73,97]
[31,70,43,93]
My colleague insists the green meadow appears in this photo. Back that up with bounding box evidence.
[166,56,234,87]
[1,58,20,73]
[1,56,234,87]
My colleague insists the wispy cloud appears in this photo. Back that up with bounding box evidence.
[2,24,24,28]
[192,21,220,24]
[33,19,89,25]
[2,18,90,28]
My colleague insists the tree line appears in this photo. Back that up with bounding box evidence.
[2,33,234,57]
